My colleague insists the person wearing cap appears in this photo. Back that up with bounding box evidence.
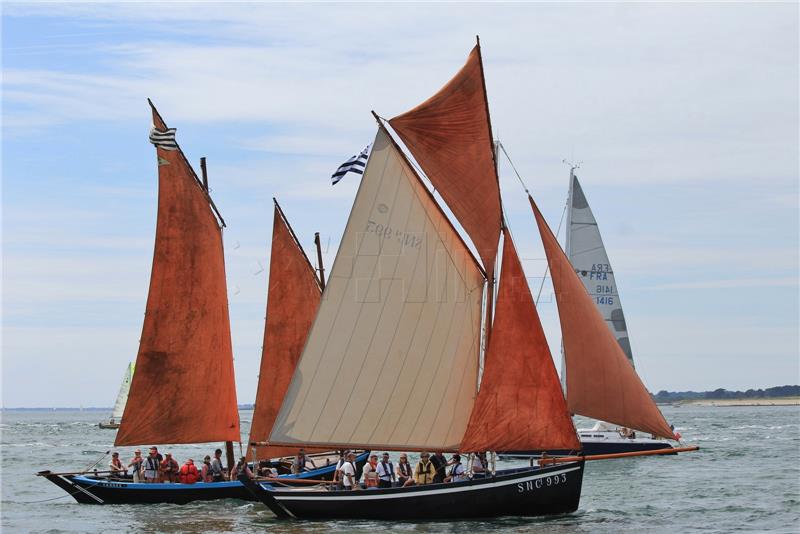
[396,453,413,487]
[128,449,144,482]
[143,447,162,483]
[444,454,467,483]
[109,452,126,477]
[376,452,395,488]
[178,458,199,484]
[160,452,180,483]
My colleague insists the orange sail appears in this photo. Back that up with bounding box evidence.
[389,44,501,277]
[529,196,674,440]
[115,102,240,446]
[460,229,580,452]
[249,201,324,460]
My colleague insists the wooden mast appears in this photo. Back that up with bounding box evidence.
[199,156,234,473]
[475,35,501,350]
[314,232,326,290]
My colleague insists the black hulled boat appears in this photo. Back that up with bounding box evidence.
[240,462,585,520]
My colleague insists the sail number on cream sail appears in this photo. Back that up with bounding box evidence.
[365,220,423,249]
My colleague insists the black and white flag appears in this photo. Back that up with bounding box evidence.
[331,144,371,185]
[149,127,178,151]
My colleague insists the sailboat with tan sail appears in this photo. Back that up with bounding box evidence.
[231,40,646,520]
[240,39,697,520]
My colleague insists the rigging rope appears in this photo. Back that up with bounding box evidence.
[22,478,103,504]
[495,139,569,305]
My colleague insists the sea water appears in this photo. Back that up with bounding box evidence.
[1,405,798,533]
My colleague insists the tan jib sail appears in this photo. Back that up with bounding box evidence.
[269,125,485,452]
[389,44,501,277]
[460,229,581,452]
[529,195,674,440]
[115,102,240,446]
[248,201,325,460]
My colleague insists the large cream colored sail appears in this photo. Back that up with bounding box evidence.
[270,126,485,452]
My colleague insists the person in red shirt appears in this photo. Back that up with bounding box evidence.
[160,453,180,483]
[178,458,199,484]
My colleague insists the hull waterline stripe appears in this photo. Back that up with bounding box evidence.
[274,465,581,501]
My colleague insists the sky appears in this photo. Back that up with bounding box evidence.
[2,2,798,408]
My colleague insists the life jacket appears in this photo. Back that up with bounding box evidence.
[179,463,199,484]
[398,462,412,478]
[161,458,178,473]
[415,461,434,483]
[144,456,160,475]
[340,461,356,486]
[449,462,465,480]
[378,461,395,481]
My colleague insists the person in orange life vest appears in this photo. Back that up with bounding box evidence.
[109,452,126,476]
[160,452,180,483]
[362,454,379,488]
[178,458,199,484]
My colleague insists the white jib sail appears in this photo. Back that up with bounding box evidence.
[269,127,485,451]
[566,172,634,366]
[111,362,135,420]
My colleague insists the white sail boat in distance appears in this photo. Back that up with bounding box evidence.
[564,164,673,454]
[98,362,134,429]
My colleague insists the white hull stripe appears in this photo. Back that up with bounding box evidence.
[275,466,581,501]
[68,479,105,503]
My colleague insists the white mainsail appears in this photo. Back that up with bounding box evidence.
[564,168,634,376]
[111,362,135,421]
[270,127,485,451]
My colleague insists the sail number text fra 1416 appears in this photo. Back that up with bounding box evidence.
[366,220,423,249]
[517,473,568,493]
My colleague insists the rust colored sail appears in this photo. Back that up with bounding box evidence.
[249,202,324,460]
[460,229,580,452]
[389,44,501,277]
[115,103,240,446]
[529,196,675,440]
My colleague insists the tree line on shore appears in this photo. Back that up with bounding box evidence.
[652,385,800,402]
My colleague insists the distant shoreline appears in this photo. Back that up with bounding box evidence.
[673,397,800,407]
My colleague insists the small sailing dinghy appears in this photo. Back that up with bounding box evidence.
[39,101,364,504]
[98,362,134,429]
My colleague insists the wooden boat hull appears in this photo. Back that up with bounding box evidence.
[240,461,584,520]
[39,451,369,505]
